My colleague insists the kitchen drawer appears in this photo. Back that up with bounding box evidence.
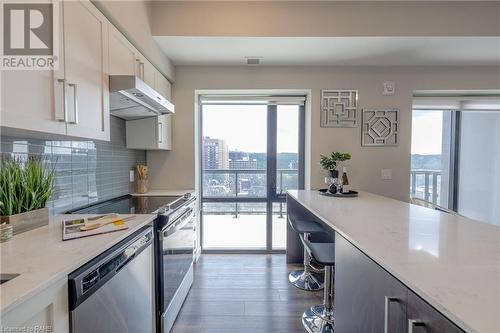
[407,290,465,333]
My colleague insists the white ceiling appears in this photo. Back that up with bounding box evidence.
[154,37,500,66]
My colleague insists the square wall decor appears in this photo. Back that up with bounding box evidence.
[320,90,358,128]
[362,109,399,146]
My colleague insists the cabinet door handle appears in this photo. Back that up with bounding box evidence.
[384,296,399,333]
[56,79,67,122]
[135,59,141,77]
[408,319,425,333]
[140,62,145,80]
[158,122,163,144]
[68,83,78,124]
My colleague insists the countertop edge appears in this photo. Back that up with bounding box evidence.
[0,214,156,315]
[287,190,477,333]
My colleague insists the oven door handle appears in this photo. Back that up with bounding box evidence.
[163,208,194,237]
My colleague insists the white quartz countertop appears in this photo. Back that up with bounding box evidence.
[0,214,156,314]
[288,190,500,333]
[132,189,195,197]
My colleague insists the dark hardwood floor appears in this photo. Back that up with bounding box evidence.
[171,254,322,333]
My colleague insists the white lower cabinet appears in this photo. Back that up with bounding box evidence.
[1,277,69,333]
[126,115,172,150]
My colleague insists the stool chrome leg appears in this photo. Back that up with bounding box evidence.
[288,233,324,291]
[302,265,335,333]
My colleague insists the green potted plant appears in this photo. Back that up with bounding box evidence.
[320,152,351,178]
[0,156,55,235]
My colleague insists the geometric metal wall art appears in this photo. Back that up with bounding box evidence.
[320,90,358,128]
[361,108,399,146]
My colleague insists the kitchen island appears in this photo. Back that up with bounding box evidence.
[286,190,500,333]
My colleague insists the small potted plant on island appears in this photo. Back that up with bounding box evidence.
[0,156,55,238]
[320,152,351,193]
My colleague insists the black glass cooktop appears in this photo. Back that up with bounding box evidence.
[69,195,181,215]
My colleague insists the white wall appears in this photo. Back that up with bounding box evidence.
[458,112,500,225]
[93,0,175,80]
[147,66,500,202]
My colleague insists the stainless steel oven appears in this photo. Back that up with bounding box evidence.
[155,195,196,333]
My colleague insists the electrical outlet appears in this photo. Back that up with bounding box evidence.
[129,170,134,182]
[381,169,392,180]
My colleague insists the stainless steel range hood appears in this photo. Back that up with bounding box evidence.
[109,75,174,120]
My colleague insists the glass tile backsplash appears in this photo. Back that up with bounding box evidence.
[0,116,146,214]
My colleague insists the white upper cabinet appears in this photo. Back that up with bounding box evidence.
[1,0,110,141]
[1,0,172,142]
[109,27,172,101]
[154,69,172,100]
[1,1,66,136]
[109,24,138,76]
[137,54,156,88]
[126,114,172,150]
[63,1,110,141]
[1,69,67,136]
[156,114,172,150]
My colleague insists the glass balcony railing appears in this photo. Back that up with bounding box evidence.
[410,170,442,205]
[202,169,298,198]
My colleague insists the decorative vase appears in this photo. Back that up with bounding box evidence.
[327,169,340,194]
[0,207,49,235]
[328,170,339,179]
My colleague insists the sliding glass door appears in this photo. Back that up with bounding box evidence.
[270,105,304,249]
[199,95,305,252]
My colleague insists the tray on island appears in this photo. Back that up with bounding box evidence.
[318,189,358,198]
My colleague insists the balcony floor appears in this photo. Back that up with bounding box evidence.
[202,214,287,250]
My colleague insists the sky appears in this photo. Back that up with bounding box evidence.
[203,106,443,155]
[411,110,443,155]
[202,105,299,153]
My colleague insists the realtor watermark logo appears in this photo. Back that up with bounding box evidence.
[1,1,59,70]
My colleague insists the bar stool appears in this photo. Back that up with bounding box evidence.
[301,239,335,333]
[288,217,325,291]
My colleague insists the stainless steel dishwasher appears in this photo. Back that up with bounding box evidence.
[68,226,154,333]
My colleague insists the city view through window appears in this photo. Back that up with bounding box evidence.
[201,103,301,250]
[410,110,447,207]
[411,108,500,226]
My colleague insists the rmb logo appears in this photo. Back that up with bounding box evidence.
[2,2,57,69]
